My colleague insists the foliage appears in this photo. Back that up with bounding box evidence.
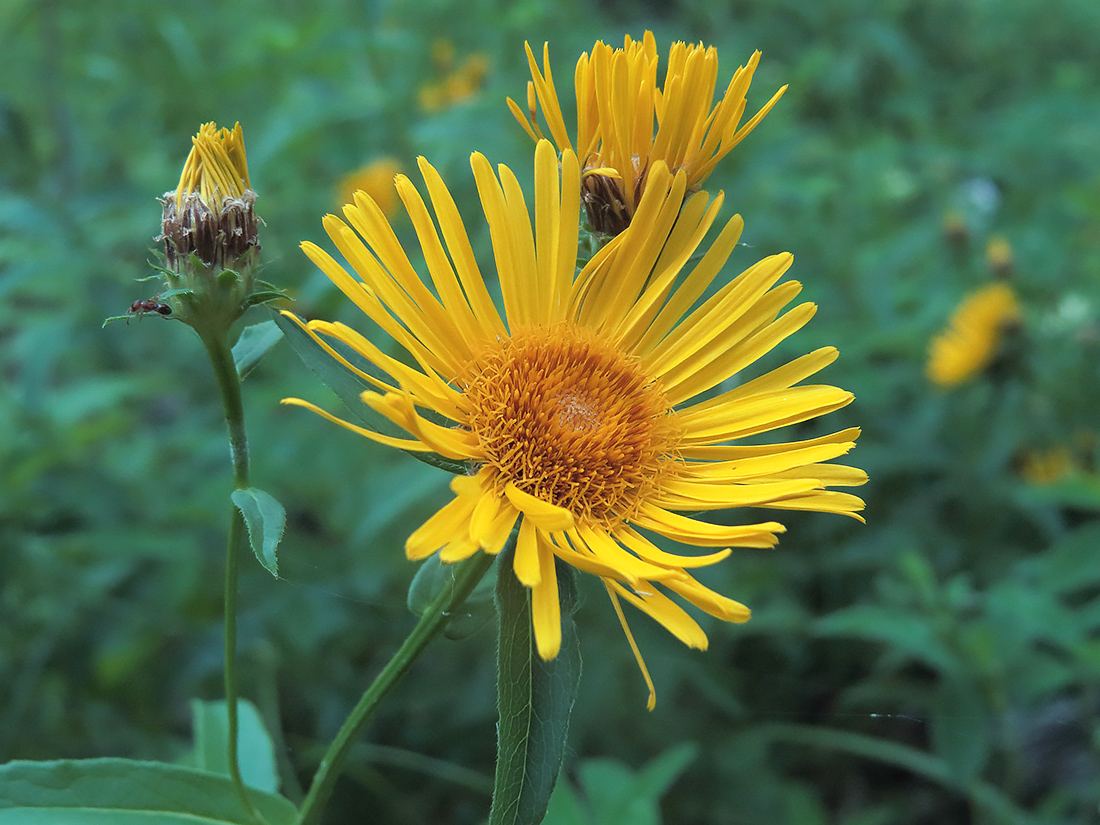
[2,0,1099,822]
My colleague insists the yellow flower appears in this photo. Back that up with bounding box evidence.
[419,51,490,112]
[927,283,1022,387]
[337,158,402,216]
[508,32,786,234]
[283,141,865,708]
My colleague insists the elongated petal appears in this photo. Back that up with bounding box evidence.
[532,542,562,659]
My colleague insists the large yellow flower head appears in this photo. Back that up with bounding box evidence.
[927,283,1022,387]
[508,32,786,235]
[283,140,864,708]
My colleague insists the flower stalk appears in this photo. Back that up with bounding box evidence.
[296,552,497,825]
[200,329,260,824]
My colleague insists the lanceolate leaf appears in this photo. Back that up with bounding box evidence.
[273,310,468,475]
[490,555,582,825]
[0,758,297,824]
[231,487,285,577]
[231,320,284,379]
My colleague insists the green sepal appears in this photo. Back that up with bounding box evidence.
[230,487,286,577]
[407,554,499,640]
[274,310,469,474]
[490,553,582,825]
[245,279,294,308]
[217,268,243,288]
[245,290,293,308]
[0,758,297,824]
[190,699,280,794]
[158,287,196,300]
[232,320,284,379]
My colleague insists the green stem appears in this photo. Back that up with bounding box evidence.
[296,552,497,825]
[201,331,260,824]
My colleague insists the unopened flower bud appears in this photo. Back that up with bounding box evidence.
[162,122,259,272]
[152,122,285,336]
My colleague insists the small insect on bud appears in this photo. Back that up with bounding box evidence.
[120,297,173,324]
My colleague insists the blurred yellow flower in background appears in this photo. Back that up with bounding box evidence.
[927,282,1021,387]
[1019,446,1074,485]
[419,42,490,112]
[509,32,786,234]
[337,157,402,216]
[986,235,1014,277]
[283,140,865,708]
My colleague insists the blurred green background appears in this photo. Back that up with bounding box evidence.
[3,0,1100,822]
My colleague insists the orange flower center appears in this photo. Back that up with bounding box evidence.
[461,326,678,528]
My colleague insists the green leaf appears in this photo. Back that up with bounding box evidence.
[0,759,297,824]
[231,320,283,379]
[191,699,280,794]
[273,310,468,475]
[814,605,957,672]
[543,744,696,825]
[230,487,286,577]
[407,553,452,617]
[543,780,586,825]
[489,555,582,825]
[576,744,696,825]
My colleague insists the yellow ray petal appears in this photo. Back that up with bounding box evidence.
[679,427,862,461]
[470,152,528,327]
[504,483,574,531]
[406,494,477,560]
[513,517,541,586]
[615,525,732,569]
[662,576,752,623]
[280,397,434,454]
[394,173,485,355]
[532,543,562,659]
[757,491,867,521]
[680,347,839,419]
[416,156,506,338]
[642,252,792,376]
[653,478,823,511]
[662,297,816,405]
[440,534,480,563]
[360,391,478,460]
[679,385,855,444]
[676,442,857,482]
[634,504,784,548]
[574,524,681,585]
[279,311,397,395]
[308,319,463,418]
[603,581,657,710]
[607,579,708,650]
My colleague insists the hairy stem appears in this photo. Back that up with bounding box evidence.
[202,331,260,823]
[297,552,497,825]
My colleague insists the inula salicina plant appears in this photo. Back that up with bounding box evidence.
[2,31,868,825]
